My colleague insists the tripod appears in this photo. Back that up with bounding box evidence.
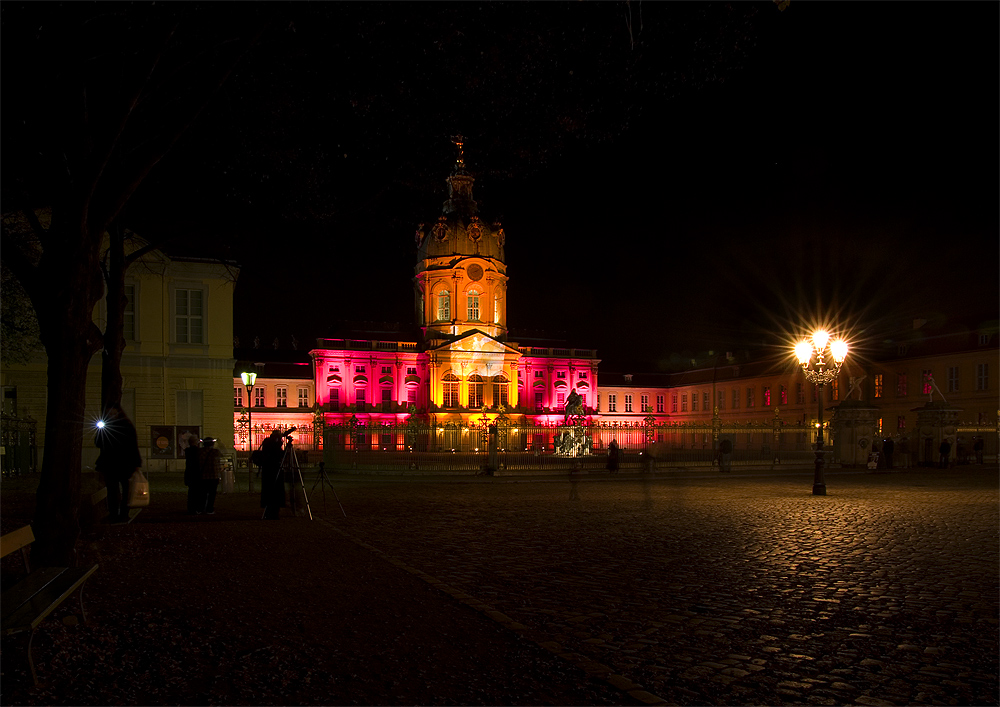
[312,461,346,517]
[263,438,314,520]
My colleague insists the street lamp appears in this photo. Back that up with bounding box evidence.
[794,329,848,496]
[241,370,257,494]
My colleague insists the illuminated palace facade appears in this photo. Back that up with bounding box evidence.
[309,145,599,427]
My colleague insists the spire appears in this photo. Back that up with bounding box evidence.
[444,134,477,216]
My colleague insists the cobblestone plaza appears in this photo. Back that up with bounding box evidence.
[323,467,999,706]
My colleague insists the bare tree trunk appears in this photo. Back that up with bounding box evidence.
[101,224,128,412]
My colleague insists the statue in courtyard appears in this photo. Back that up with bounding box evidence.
[563,389,584,424]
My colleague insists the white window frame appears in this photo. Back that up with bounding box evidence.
[276,386,288,408]
[254,386,265,407]
[174,287,205,344]
[608,394,617,413]
[624,394,632,413]
[297,388,309,408]
[467,289,481,321]
[977,363,988,391]
[437,289,451,321]
[234,387,244,407]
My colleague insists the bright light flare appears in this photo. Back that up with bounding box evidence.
[96,420,106,429]
[830,338,848,362]
[794,340,813,364]
[811,329,830,350]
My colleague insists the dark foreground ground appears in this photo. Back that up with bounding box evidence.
[1,466,997,706]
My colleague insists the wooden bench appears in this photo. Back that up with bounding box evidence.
[0,525,99,685]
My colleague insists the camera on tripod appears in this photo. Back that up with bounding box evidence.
[281,426,297,441]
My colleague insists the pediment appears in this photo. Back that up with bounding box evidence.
[428,330,520,356]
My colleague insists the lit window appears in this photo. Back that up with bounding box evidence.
[492,375,509,408]
[977,363,989,390]
[671,394,678,413]
[763,386,771,406]
[689,393,696,412]
[656,395,664,413]
[175,289,204,344]
[922,370,932,395]
[947,367,959,392]
[732,388,739,409]
[442,373,460,408]
[641,394,649,412]
[828,380,837,401]
[625,394,633,413]
[467,289,480,321]
[234,387,244,407]
[297,388,309,407]
[254,387,265,407]
[276,387,287,407]
[780,385,787,405]
[469,374,484,408]
[681,394,687,412]
[608,394,617,413]
[874,374,884,398]
[494,291,502,324]
[437,290,451,321]
[897,373,908,397]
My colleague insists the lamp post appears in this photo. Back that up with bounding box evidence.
[241,370,257,494]
[794,329,848,496]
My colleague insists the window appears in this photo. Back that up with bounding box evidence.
[493,291,502,324]
[763,387,771,406]
[557,371,567,379]
[329,388,340,411]
[356,365,366,374]
[731,388,739,409]
[656,395,664,413]
[625,394,633,413]
[796,383,804,404]
[356,388,366,409]
[922,370,933,395]
[234,387,244,407]
[492,375,509,408]
[897,415,906,430]
[780,385,787,405]
[897,373,908,397]
[441,373,460,408]
[690,393,697,412]
[717,390,724,411]
[123,284,136,342]
[175,289,204,344]
[557,392,565,409]
[980,333,990,346]
[947,367,959,392]
[746,387,755,408]
[407,366,417,376]
[467,289,480,321]
[641,394,649,412]
[407,387,417,405]
[829,380,837,401]
[437,290,451,321]
[977,363,989,390]
[469,374,484,408]
[534,370,543,378]
[534,391,544,412]
[681,394,688,412]
[579,372,588,380]
[381,366,391,375]
[176,390,203,426]
[671,394,678,413]
[254,387,265,407]
[703,392,709,411]
[873,374,883,398]
[298,388,309,408]
[276,387,287,407]
[596,394,600,411]
[608,394,617,413]
[382,388,392,412]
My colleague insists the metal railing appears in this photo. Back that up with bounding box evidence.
[1,413,37,478]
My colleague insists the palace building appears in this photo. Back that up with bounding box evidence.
[306,140,600,429]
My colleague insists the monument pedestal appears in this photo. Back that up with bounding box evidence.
[913,401,963,467]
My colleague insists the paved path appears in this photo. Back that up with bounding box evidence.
[319,467,999,706]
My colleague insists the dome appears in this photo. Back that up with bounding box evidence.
[415,138,506,264]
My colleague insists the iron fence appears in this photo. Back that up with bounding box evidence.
[322,420,823,473]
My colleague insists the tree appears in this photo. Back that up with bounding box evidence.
[0,4,265,564]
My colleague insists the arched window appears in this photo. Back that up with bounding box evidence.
[493,290,502,324]
[467,289,480,322]
[437,289,450,321]
[492,374,509,408]
[468,374,484,408]
[442,372,460,408]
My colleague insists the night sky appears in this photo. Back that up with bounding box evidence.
[4,2,998,371]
